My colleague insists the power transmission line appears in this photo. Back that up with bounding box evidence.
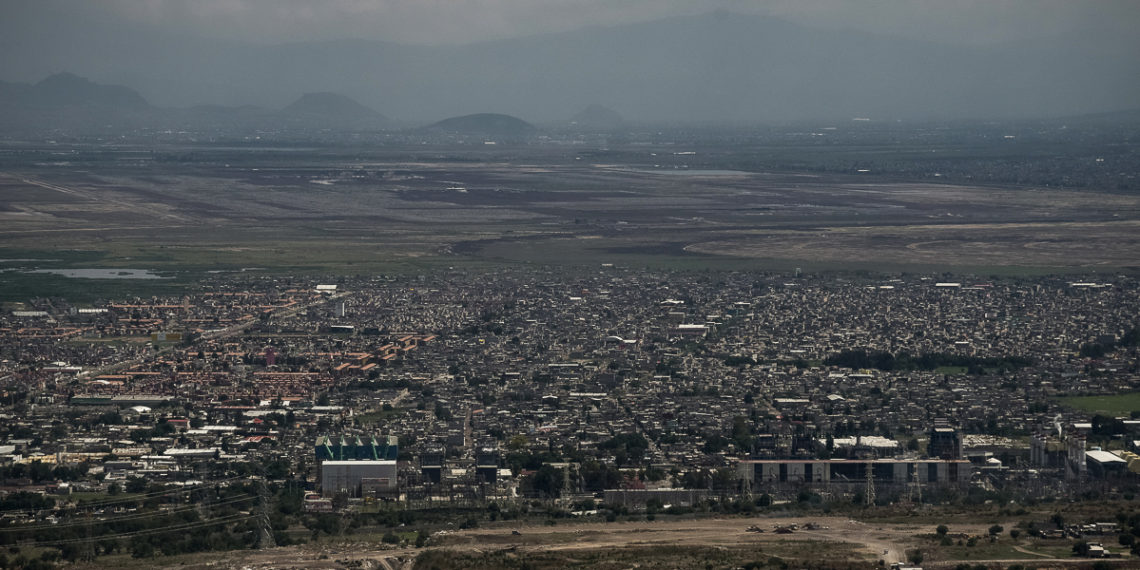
[0,494,257,533]
[22,513,257,548]
[0,475,250,516]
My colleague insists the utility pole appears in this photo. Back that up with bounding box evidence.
[256,480,276,549]
[907,464,922,505]
[82,507,95,562]
[864,461,876,506]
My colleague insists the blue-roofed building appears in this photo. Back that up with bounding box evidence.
[316,435,398,462]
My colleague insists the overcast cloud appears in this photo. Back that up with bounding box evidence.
[3,0,1138,47]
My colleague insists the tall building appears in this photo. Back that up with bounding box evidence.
[476,447,500,483]
[927,422,961,460]
[420,449,444,484]
[321,461,398,497]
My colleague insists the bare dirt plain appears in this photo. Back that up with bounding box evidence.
[2,141,1138,302]
[159,516,1107,570]
[3,146,1139,276]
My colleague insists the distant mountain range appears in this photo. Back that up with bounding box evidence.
[0,72,149,110]
[2,69,1138,136]
[1,11,1136,124]
[0,73,151,132]
[0,74,399,133]
[0,73,555,135]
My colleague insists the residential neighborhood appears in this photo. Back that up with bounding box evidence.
[2,268,1138,519]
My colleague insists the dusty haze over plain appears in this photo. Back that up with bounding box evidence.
[1,0,1138,123]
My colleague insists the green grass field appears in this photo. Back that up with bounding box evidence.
[1056,392,1140,415]
[934,366,969,375]
[472,235,1084,276]
[0,241,494,302]
[355,407,408,426]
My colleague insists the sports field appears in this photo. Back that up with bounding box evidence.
[1056,392,1140,415]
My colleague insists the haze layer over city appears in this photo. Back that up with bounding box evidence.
[0,1,1138,568]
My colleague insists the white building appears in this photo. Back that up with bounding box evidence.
[320,460,397,497]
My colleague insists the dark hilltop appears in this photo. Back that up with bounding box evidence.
[283,92,391,127]
[570,104,625,128]
[0,72,152,131]
[425,113,536,135]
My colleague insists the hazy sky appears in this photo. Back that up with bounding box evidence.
[2,0,1136,121]
[4,0,1138,47]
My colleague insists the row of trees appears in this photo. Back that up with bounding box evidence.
[0,462,91,485]
[824,349,1033,373]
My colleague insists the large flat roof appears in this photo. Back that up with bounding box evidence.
[321,460,396,466]
[1086,450,1126,464]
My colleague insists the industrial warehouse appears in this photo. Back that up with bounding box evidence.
[737,459,972,490]
[317,435,400,498]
